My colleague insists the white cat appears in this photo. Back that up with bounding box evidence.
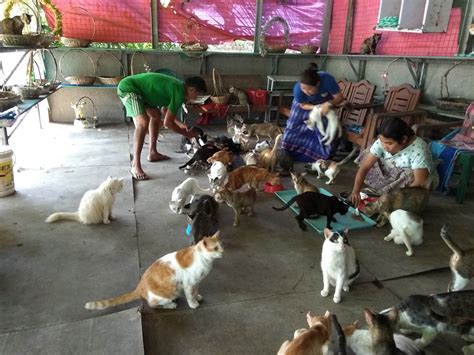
[305,105,342,145]
[45,176,124,224]
[254,140,270,153]
[307,148,357,184]
[320,228,360,303]
[170,177,209,214]
[385,209,423,256]
[208,161,228,190]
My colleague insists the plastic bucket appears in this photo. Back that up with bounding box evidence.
[0,145,15,197]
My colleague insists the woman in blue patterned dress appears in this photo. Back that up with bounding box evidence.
[281,63,345,163]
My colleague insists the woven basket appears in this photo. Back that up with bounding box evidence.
[97,52,124,85]
[259,16,290,57]
[13,85,41,99]
[60,6,95,48]
[130,51,151,75]
[181,41,208,57]
[0,91,22,112]
[0,1,42,47]
[71,96,98,128]
[59,49,96,85]
[210,68,230,105]
[32,49,60,92]
[300,44,318,54]
[437,62,472,112]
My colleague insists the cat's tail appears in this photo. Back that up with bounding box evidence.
[272,195,298,211]
[440,224,464,257]
[85,289,140,310]
[336,147,358,166]
[196,182,210,192]
[45,212,80,223]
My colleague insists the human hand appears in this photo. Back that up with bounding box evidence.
[184,128,197,140]
[320,102,332,116]
[350,190,361,208]
[299,103,314,111]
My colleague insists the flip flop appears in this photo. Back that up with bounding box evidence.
[130,169,149,181]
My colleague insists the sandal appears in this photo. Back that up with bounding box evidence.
[130,169,149,181]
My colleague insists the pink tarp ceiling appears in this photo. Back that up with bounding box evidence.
[45,0,325,48]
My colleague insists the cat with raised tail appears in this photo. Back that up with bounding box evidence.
[258,133,282,172]
[45,177,123,224]
[441,224,474,292]
[305,147,358,185]
[85,231,223,310]
[385,210,423,256]
[320,228,360,303]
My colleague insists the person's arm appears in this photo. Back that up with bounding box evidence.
[410,168,429,187]
[163,110,194,138]
[320,92,344,115]
[350,153,378,206]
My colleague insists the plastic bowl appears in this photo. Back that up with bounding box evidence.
[264,182,284,194]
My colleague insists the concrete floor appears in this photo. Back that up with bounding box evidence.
[0,116,473,354]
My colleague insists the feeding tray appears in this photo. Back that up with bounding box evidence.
[436,98,471,112]
[264,182,284,193]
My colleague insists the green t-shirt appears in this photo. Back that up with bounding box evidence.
[118,73,185,114]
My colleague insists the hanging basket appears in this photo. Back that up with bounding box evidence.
[130,51,151,75]
[259,16,290,57]
[59,6,95,48]
[59,49,96,85]
[71,96,98,128]
[436,62,472,112]
[210,68,230,105]
[97,52,124,85]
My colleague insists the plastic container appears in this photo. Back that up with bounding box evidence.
[264,182,284,194]
[246,89,268,105]
[0,145,15,197]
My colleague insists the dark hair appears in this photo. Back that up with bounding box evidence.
[377,117,414,143]
[185,76,207,93]
[300,63,320,86]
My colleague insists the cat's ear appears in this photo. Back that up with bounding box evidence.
[364,308,375,327]
[211,230,221,240]
[387,308,398,322]
[202,237,208,248]
[323,228,332,239]
[118,178,124,182]
[183,203,191,209]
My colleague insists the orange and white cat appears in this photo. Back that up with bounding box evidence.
[225,166,280,191]
[277,311,332,355]
[85,231,223,310]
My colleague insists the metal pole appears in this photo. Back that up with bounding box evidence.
[319,0,333,54]
[151,0,159,49]
[254,0,263,54]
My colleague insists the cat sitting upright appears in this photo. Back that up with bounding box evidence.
[169,177,210,214]
[45,177,123,224]
[0,13,32,35]
[85,231,223,310]
[290,172,318,194]
[360,33,382,55]
[385,209,423,256]
[320,228,360,303]
[441,224,474,292]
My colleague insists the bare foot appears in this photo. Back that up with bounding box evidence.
[148,152,171,162]
[130,167,149,181]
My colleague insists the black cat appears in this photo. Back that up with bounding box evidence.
[185,195,219,245]
[212,135,242,153]
[273,191,349,230]
[178,143,220,170]
[179,126,207,154]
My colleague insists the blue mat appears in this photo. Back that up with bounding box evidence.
[274,188,376,234]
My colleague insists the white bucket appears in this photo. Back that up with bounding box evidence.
[0,145,15,197]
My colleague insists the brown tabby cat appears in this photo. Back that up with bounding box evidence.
[225,166,280,191]
[441,224,474,292]
[214,186,257,227]
[0,13,32,35]
[365,308,403,355]
[277,311,332,355]
[85,231,223,310]
[290,171,318,194]
[258,134,282,172]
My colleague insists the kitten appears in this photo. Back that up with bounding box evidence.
[0,13,32,35]
[273,191,349,230]
[243,151,258,166]
[254,140,270,153]
[226,114,244,137]
[229,86,249,106]
[277,311,332,355]
[290,172,318,194]
[306,148,358,185]
[207,149,234,166]
[45,177,123,224]
[360,33,382,55]
[441,224,474,292]
[214,186,257,227]
[208,161,228,190]
[226,166,280,191]
[382,290,474,348]
[258,134,282,172]
[385,210,423,257]
[85,231,223,310]
[169,177,210,214]
[179,143,220,170]
[363,187,430,227]
[364,308,405,355]
[306,105,342,145]
[186,195,219,245]
[320,228,360,303]
[241,122,284,142]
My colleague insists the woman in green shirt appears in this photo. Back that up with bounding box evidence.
[118,73,207,180]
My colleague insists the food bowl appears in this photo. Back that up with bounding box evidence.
[264,182,284,194]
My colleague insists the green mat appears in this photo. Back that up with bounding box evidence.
[274,188,376,234]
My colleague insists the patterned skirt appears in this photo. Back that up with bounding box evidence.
[281,101,339,162]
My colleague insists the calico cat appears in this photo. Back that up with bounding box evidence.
[179,143,220,170]
[214,186,257,227]
[382,290,474,348]
[226,166,280,191]
[306,148,358,185]
[441,224,474,292]
[229,86,249,106]
[258,134,282,172]
[320,228,360,304]
[226,114,244,137]
[85,231,223,310]
[290,171,318,194]
[241,122,284,142]
[365,309,405,355]
[273,191,349,230]
[306,105,342,145]
[0,13,32,35]
[385,210,423,257]
[169,178,210,214]
[186,195,219,245]
[277,311,332,355]
[45,177,123,224]
[207,149,234,166]
[360,33,382,55]
[363,187,430,227]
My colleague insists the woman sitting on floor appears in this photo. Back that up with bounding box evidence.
[350,117,437,207]
[280,63,345,163]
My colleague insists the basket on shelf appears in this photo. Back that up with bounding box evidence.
[59,6,95,48]
[13,85,41,99]
[436,62,472,112]
[130,51,151,75]
[259,16,289,57]
[97,52,124,85]
[71,96,98,128]
[32,49,60,93]
[181,18,208,57]
[210,68,230,105]
[300,44,318,54]
[0,91,22,112]
[59,49,96,86]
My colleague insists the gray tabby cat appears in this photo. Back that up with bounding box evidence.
[381,290,474,348]
[214,186,256,227]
